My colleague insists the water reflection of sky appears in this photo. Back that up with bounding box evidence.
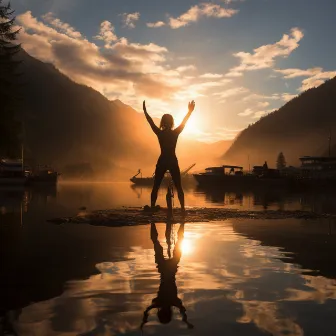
[11,221,336,336]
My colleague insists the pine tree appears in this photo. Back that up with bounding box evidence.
[0,0,22,157]
[276,152,286,170]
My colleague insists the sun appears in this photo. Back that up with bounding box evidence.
[175,109,201,136]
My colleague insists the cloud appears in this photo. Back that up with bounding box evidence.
[274,67,322,79]
[111,38,168,64]
[225,70,243,77]
[41,12,82,38]
[214,87,249,101]
[17,11,231,113]
[94,20,118,48]
[190,126,242,142]
[243,93,269,101]
[257,101,270,108]
[168,3,238,29]
[212,126,244,141]
[227,28,304,76]
[193,81,228,90]
[238,108,254,117]
[17,11,180,101]
[147,21,165,28]
[199,73,223,79]
[238,108,273,119]
[121,12,140,29]
[274,67,336,91]
[222,0,245,3]
[281,93,297,102]
[300,73,336,91]
[252,110,269,119]
[242,92,291,102]
[176,65,196,72]
[175,81,229,101]
[218,126,245,133]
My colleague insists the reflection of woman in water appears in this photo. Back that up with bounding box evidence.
[143,100,196,213]
[140,222,193,330]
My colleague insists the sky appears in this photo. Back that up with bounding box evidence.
[11,0,336,142]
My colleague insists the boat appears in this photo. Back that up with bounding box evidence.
[299,156,336,178]
[0,159,28,185]
[294,156,336,187]
[130,164,196,186]
[193,164,286,188]
[292,134,336,186]
[27,165,60,184]
[193,165,255,187]
[1,144,59,185]
[194,134,336,190]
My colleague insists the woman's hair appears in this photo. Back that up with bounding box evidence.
[157,307,172,324]
[160,114,174,130]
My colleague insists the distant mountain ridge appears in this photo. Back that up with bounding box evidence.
[223,77,336,167]
[18,49,230,179]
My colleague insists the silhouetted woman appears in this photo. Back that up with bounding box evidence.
[140,222,193,330]
[143,100,196,213]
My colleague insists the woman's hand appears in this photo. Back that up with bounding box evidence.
[143,100,147,112]
[188,100,195,113]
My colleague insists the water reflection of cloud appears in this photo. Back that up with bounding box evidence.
[285,275,336,303]
[12,221,336,336]
[236,301,304,336]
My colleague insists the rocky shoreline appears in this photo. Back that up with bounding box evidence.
[48,207,335,227]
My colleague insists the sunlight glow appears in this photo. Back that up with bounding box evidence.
[181,238,194,255]
[175,108,202,137]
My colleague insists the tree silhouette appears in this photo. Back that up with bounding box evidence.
[0,0,22,157]
[276,152,286,170]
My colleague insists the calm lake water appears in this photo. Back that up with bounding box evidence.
[1,182,336,335]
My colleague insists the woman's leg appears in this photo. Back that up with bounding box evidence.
[169,163,185,211]
[151,164,166,208]
[151,222,165,265]
[165,221,173,258]
[173,223,185,263]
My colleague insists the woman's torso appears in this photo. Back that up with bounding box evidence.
[157,129,179,161]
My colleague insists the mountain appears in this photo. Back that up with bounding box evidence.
[223,77,336,168]
[17,49,230,179]
[19,50,154,171]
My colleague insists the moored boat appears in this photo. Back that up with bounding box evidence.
[130,164,196,185]
[193,164,287,188]
[0,159,28,185]
[193,165,256,187]
[27,165,60,184]
[299,156,336,178]
[194,156,336,190]
[293,156,336,188]
[0,159,60,185]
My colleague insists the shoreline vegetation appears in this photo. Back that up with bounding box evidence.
[48,207,336,226]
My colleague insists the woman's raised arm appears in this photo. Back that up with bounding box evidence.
[143,100,160,135]
[175,100,195,134]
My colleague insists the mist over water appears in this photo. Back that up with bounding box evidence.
[4,181,335,215]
